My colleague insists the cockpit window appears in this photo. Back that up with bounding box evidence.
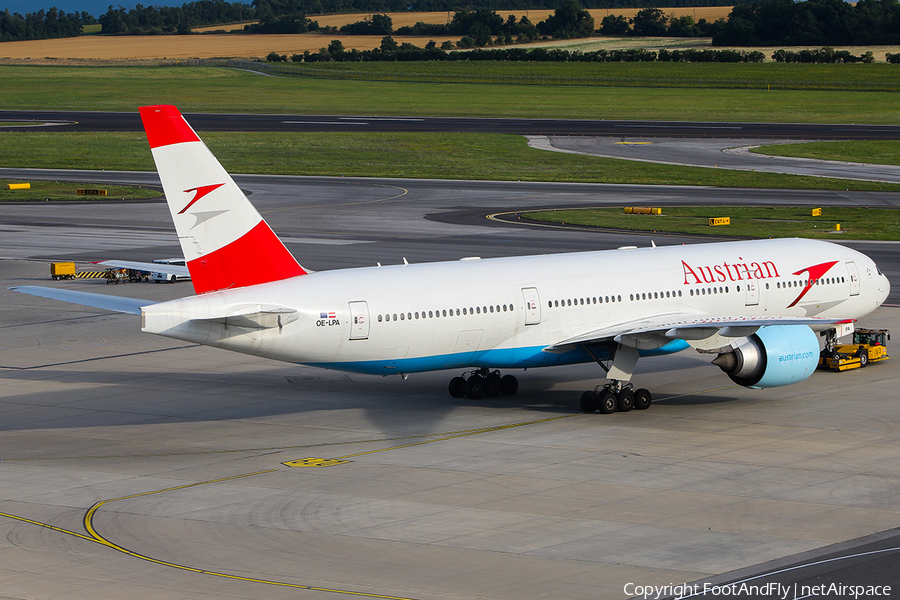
[876,265,883,276]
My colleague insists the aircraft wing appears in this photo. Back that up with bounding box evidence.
[10,286,150,316]
[545,314,854,352]
[97,260,190,278]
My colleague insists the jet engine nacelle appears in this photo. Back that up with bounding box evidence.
[712,325,819,389]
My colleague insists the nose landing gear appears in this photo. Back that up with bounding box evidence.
[449,369,519,400]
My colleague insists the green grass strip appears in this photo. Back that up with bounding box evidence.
[523,206,900,241]
[751,140,900,166]
[1,131,899,191]
[260,60,900,92]
[0,179,159,202]
[2,65,900,124]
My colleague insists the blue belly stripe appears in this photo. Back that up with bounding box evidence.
[307,339,690,375]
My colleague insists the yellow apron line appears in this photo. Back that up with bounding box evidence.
[5,416,577,462]
[485,210,582,231]
[335,413,578,460]
[78,469,421,600]
[260,185,408,214]
[0,511,98,544]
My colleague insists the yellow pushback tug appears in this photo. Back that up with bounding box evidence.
[820,328,891,371]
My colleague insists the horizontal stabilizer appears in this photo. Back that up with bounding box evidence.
[189,303,299,330]
[10,286,149,316]
[98,260,190,278]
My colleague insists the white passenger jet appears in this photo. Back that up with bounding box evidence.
[12,106,891,414]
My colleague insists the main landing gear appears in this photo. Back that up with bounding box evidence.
[448,369,519,400]
[580,382,652,414]
[580,343,652,414]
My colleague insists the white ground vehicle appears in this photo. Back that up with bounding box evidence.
[150,258,190,283]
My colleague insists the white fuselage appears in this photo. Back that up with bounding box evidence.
[141,238,890,375]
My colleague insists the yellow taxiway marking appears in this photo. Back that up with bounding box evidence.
[6,416,573,462]
[1,470,420,600]
[259,183,408,215]
[282,413,579,467]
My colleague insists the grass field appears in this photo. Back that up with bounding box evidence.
[0,179,159,202]
[0,131,897,192]
[284,61,900,89]
[752,140,900,166]
[522,206,900,240]
[1,65,900,124]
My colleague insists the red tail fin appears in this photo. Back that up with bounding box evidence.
[139,105,307,294]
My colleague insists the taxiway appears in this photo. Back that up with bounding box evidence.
[1,172,899,599]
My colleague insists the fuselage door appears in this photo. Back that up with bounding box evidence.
[349,301,369,340]
[846,261,860,296]
[522,287,541,325]
[745,280,759,306]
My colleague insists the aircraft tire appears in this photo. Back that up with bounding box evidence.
[617,389,634,412]
[500,375,518,396]
[448,377,467,398]
[465,375,484,400]
[484,373,502,397]
[598,391,617,414]
[580,391,598,413]
[633,388,652,410]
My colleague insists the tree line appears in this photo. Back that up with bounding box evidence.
[598,7,724,37]
[5,0,900,53]
[253,0,748,15]
[268,39,769,62]
[0,7,94,42]
[100,1,255,35]
[332,5,587,45]
[713,0,900,46]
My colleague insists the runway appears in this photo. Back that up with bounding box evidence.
[3,109,900,139]
[5,110,900,186]
[1,170,899,599]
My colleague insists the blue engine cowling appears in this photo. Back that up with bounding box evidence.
[712,325,819,389]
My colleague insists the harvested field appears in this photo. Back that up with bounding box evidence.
[0,34,457,61]
[2,7,898,62]
[190,8,734,32]
[0,8,734,61]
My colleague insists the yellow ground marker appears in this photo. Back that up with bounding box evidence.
[283,457,351,467]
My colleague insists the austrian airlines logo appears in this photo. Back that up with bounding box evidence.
[178,183,225,214]
[787,260,839,308]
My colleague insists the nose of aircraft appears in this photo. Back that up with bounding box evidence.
[877,271,891,307]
